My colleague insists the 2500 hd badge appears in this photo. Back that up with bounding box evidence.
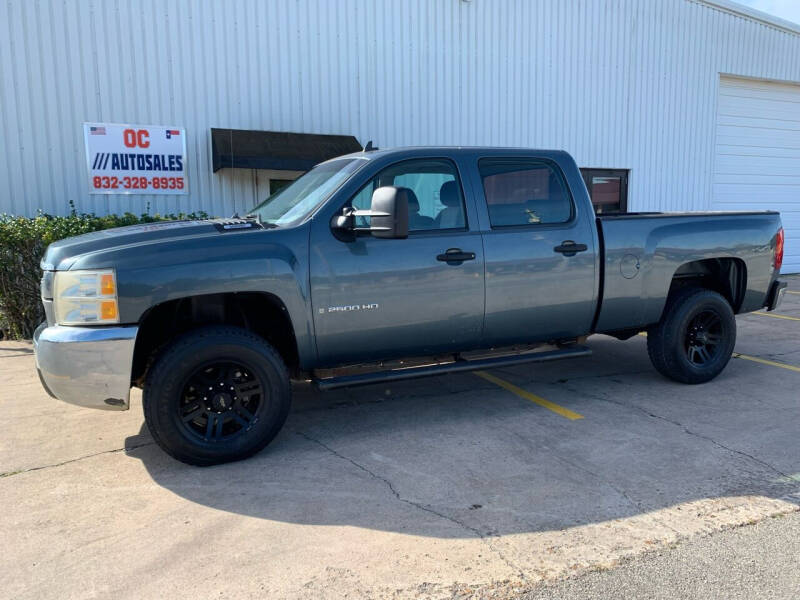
[320,303,380,314]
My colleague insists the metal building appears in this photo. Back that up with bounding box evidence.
[1,0,799,271]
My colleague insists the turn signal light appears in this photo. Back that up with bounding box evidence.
[774,227,784,271]
[100,273,116,296]
[100,300,118,320]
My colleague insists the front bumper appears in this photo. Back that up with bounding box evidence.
[764,279,788,312]
[33,323,138,410]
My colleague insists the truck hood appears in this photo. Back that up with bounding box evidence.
[41,219,268,270]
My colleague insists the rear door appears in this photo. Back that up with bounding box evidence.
[474,156,598,345]
[309,156,485,365]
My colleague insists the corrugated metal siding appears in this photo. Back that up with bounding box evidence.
[0,0,799,219]
[713,76,800,272]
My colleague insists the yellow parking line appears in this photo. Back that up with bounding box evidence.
[733,353,800,373]
[785,290,800,295]
[475,371,584,420]
[753,311,800,321]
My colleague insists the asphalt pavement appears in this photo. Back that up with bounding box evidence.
[523,511,800,600]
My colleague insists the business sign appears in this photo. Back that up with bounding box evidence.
[84,122,188,194]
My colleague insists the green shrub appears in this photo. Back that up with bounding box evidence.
[0,204,208,339]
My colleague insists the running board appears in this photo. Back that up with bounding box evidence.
[313,345,592,391]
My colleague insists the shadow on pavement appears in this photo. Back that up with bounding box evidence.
[0,343,35,357]
[125,337,800,538]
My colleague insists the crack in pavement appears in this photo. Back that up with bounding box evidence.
[550,448,643,513]
[295,430,528,582]
[644,413,791,480]
[0,441,155,479]
[498,426,644,518]
[564,384,792,481]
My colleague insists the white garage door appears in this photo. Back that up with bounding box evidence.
[713,76,800,273]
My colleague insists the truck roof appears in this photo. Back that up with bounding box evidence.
[329,146,572,163]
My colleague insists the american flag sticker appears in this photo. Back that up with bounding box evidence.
[166,129,180,139]
[89,126,106,135]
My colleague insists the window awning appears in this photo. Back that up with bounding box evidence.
[211,128,362,172]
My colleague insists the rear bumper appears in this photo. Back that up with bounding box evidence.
[764,279,788,312]
[33,323,138,410]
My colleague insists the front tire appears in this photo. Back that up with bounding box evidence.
[647,288,736,384]
[143,326,291,466]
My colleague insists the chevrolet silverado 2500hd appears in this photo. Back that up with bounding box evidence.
[34,147,787,465]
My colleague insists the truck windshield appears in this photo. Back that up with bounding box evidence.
[248,158,365,226]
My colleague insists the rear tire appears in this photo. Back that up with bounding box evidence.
[647,288,736,384]
[143,326,291,466]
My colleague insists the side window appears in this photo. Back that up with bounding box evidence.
[478,158,573,227]
[350,158,467,231]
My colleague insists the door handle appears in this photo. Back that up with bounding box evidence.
[437,248,476,264]
[553,241,588,256]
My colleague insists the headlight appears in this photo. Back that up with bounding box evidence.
[53,269,119,325]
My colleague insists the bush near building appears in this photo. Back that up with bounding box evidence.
[0,205,208,339]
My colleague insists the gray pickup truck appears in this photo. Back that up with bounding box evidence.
[34,147,787,465]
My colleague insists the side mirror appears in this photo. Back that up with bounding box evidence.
[331,186,409,239]
[369,186,409,239]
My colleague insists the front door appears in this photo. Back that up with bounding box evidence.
[476,156,597,345]
[310,157,485,365]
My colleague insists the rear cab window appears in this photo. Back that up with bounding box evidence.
[478,158,574,227]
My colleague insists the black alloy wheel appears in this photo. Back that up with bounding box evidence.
[178,361,264,443]
[647,287,736,384]
[143,326,291,466]
[684,309,724,366]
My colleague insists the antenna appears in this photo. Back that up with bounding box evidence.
[363,140,378,152]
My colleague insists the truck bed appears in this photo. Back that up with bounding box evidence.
[594,210,782,333]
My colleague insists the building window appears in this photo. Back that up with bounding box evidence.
[580,169,628,214]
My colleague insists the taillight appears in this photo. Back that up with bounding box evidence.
[774,227,784,271]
